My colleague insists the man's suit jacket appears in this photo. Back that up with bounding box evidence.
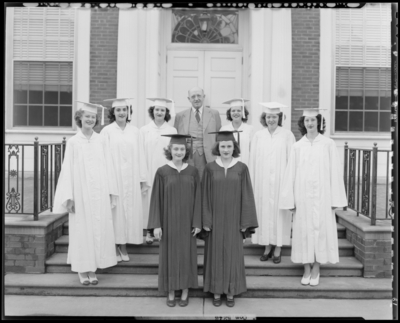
[174,107,222,163]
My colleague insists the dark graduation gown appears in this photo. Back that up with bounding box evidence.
[147,162,202,293]
[202,158,258,296]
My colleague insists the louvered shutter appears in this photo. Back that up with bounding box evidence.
[13,7,74,60]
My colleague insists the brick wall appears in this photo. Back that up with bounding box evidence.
[291,9,320,140]
[90,8,119,132]
[346,229,392,278]
[5,215,66,274]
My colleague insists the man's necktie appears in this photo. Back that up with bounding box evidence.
[195,109,200,123]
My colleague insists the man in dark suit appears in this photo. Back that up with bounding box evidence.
[174,87,221,179]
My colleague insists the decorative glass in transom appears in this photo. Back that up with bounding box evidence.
[172,10,238,44]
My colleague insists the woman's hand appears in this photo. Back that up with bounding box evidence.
[154,228,162,241]
[203,227,210,231]
[192,228,201,236]
[66,200,75,213]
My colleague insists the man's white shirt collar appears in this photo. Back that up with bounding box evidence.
[167,161,189,172]
[191,106,203,116]
[215,156,238,169]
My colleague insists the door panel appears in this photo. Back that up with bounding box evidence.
[167,50,242,127]
[167,51,204,115]
[204,52,242,126]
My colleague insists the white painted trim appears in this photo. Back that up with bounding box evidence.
[270,8,292,131]
[145,9,161,100]
[74,8,91,131]
[5,7,14,131]
[331,134,391,140]
[320,9,335,137]
[6,130,77,135]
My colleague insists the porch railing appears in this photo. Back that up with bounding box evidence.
[343,142,393,225]
[5,137,66,221]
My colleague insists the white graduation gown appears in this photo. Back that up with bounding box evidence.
[100,122,149,244]
[279,134,348,264]
[139,121,177,227]
[53,130,118,273]
[249,126,295,247]
[220,122,254,165]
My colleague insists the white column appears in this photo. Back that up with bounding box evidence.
[319,9,335,137]
[145,9,161,99]
[249,9,271,132]
[270,8,292,130]
[117,9,140,126]
[74,9,91,108]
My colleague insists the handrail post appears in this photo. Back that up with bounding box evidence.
[371,143,378,226]
[33,137,39,221]
[343,142,348,211]
[62,137,66,162]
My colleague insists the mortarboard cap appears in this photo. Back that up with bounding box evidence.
[208,130,243,146]
[76,101,107,126]
[147,97,176,118]
[259,102,288,126]
[295,108,328,130]
[222,98,249,116]
[162,134,196,159]
[104,98,134,122]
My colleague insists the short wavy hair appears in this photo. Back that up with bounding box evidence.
[108,106,133,123]
[259,112,283,128]
[298,114,326,136]
[74,109,99,128]
[211,140,241,158]
[148,106,171,122]
[226,107,249,123]
[163,143,190,163]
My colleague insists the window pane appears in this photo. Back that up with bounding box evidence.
[14,105,27,126]
[365,91,379,110]
[29,106,43,126]
[380,95,391,110]
[364,112,378,131]
[379,112,390,132]
[172,10,238,44]
[349,91,363,110]
[44,85,58,104]
[14,90,27,104]
[335,111,348,131]
[60,106,72,127]
[349,111,363,131]
[60,88,72,104]
[336,94,348,110]
[29,88,43,104]
[44,106,58,126]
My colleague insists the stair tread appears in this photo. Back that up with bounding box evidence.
[5,273,391,291]
[46,252,363,269]
[55,235,354,248]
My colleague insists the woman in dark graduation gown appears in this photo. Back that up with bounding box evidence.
[147,134,202,307]
[202,131,258,307]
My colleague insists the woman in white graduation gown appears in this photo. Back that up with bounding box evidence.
[53,102,118,285]
[248,102,295,264]
[279,108,347,286]
[139,98,177,244]
[220,98,254,165]
[100,98,149,262]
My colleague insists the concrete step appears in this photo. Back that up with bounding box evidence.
[45,253,363,277]
[54,235,355,257]
[63,222,347,239]
[5,273,392,299]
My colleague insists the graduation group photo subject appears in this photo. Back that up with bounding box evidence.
[4,2,396,320]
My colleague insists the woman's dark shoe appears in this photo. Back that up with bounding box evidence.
[260,247,275,261]
[166,295,176,307]
[179,294,189,307]
[212,297,222,307]
[226,296,235,307]
[272,248,282,264]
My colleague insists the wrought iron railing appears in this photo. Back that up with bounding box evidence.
[343,142,393,225]
[5,137,66,221]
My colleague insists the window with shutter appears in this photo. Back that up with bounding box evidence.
[335,3,391,133]
[12,8,74,127]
